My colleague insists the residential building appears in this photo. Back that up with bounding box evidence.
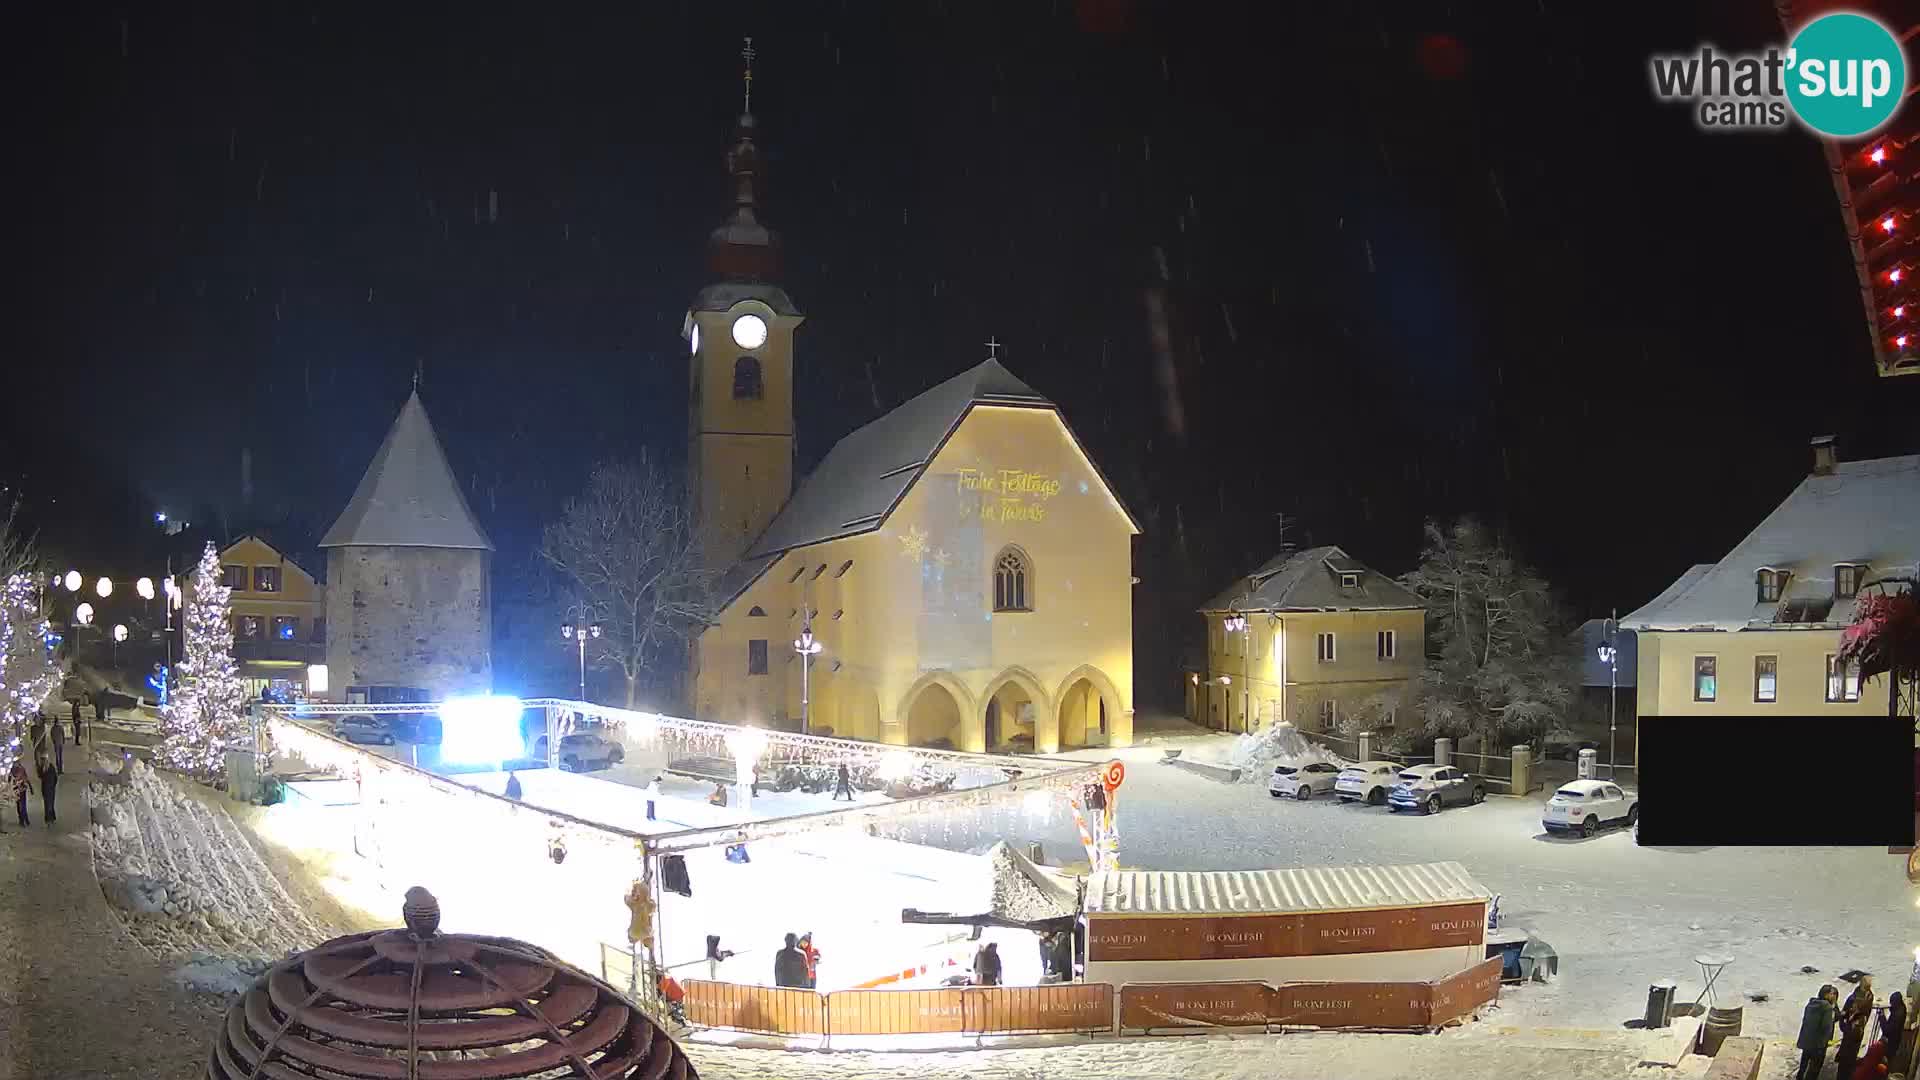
[186,534,325,700]
[1192,546,1426,737]
[318,390,494,702]
[1622,438,1919,734]
[687,88,1139,752]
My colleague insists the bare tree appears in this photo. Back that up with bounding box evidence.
[538,458,718,709]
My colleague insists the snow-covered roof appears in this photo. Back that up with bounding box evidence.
[1622,455,1920,632]
[1084,861,1489,916]
[320,391,493,551]
[1200,546,1424,614]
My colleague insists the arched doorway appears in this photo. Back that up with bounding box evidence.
[981,669,1048,753]
[905,682,965,749]
[1058,677,1109,749]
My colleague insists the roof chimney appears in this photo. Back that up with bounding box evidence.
[1810,435,1838,476]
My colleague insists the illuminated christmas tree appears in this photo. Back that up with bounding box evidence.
[0,573,61,780]
[157,542,249,780]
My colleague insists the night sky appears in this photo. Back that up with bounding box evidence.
[12,3,1920,701]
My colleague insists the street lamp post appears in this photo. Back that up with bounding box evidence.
[1597,609,1619,779]
[560,617,602,703]
[793,607,824,735]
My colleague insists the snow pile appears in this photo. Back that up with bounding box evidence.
[88,758,335,962]
[172,951,274,997]
[1221,724,1348,781]
[986,842,1079,923]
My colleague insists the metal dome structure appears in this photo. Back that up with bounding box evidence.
[208,887,694,1079]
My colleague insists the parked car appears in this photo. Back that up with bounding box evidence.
[1542,779,1638,837]
[532,730,625,772]
[1387,764,1484,814]
[1334,761,1402,805]
[1269,761,1343,800]
[333,713,396,746]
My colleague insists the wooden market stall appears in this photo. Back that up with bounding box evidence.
[1083,860,1491,987]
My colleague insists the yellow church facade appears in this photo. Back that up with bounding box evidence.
[692,360,1139,754]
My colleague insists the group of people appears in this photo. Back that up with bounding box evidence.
[1798,975,1910,1080]
[773,932,822,988]
[7,714,68,832]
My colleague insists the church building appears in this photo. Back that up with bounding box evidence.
[687,56,1139,752]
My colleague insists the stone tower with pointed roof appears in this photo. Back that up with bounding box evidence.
[319,391,493,700]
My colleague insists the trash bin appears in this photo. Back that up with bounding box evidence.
[1577,748,1597,780]
[1645,979,1679,1029]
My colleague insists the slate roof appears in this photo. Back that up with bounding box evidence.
[1622,454,1920,631]
[1199,545,1424,613]
[741,358,1130,560]
[320,391,493,551]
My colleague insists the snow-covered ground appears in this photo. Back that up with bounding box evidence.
[84,754,339,975]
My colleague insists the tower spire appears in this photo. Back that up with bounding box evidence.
[707,37,779,281]
[741,36,756,115]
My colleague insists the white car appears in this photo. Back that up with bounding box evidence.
[1334,761,1401,805]
[1542,779,1638,837]
[1269,761,1343,800]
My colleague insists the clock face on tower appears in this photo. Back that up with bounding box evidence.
[690,323,700,355]
[731,313,768,350]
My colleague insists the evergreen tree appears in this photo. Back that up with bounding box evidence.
[1398,518,1578,745]
[157,542,249,780]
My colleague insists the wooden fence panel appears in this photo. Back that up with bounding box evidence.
[1269,980,1430,1030]
[1428,956,1503,1026]
[683,980,826,1036]
[1117,981,1271,1032]
[826,988,967,1035]
[963,983,1114,1036]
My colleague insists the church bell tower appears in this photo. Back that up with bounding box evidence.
[686,36,802,568]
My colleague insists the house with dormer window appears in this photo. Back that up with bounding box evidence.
[1622,436,1919,728]
[1192,546,1425,735]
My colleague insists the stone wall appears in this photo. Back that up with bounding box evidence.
[323,546,491,699]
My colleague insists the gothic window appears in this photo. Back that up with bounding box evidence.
[747,606,767,617]
[993,546,1032,612]
[733,355,763,400]
[747,639,768,675]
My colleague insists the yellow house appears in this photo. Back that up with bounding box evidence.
[188,534,326,699]
[1623,438,1917,732]
[1193,546,1425,738]
[682,94,1138,752]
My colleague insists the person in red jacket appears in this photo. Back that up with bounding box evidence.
[7,760,30,829]
[1852,1037,1888,1080]
[799,932,820,988]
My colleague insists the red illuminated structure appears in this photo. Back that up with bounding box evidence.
[1776,1,1920,376]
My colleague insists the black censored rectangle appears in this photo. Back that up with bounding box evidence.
[1636,715,1913,847]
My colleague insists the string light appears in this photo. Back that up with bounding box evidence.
[1884,217,1899,235]
[1872,146,1887,165]
[155,543,252,781]
[1896,306,1906,318]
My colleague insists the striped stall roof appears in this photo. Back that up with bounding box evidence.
[1084,861,1490,916]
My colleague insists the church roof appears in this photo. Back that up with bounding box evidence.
[741,359,1084,562]
[319,391,493,551]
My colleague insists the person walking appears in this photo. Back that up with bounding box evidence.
[1800,985,1840,1080]
[34,745,58,827]
[1838,1006,1871,1080]
[798,933,820,989]
[972,941,1002,987]
[7,759,29,829]
[773,933,808,989]
[49,717,65,773]
[1886,991,1907,1063]
[832,764,854,802]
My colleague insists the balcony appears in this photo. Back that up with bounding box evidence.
[232,639,324,665]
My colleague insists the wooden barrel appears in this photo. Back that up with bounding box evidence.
[1697,1004,1743,1056]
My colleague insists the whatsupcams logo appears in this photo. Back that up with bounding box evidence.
[1649,12,1906,136]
